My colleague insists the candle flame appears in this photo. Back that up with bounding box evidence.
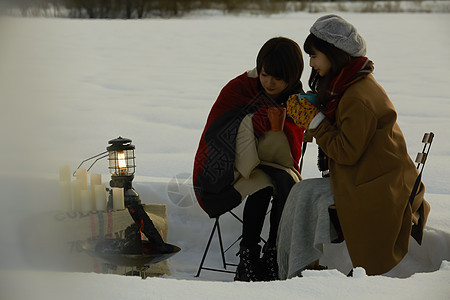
[117,151,127,169]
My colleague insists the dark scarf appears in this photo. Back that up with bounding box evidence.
[324,56,374,121]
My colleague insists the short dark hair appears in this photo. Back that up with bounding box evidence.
[256,37,304,94]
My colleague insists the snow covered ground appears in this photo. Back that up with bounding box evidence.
[0,12,449,299]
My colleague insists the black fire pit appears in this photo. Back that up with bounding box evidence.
[81,238,180,268]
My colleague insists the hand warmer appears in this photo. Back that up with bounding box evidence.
[286,94,319,129]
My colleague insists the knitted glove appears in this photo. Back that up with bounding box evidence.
[286,94,319,129]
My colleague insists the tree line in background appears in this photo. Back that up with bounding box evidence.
[1,0,431,18]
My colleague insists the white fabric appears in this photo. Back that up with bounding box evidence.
[233,114,301,198]
[235,114,260,179]
[233,168,273,198]
[309,112,326,129]
[257,130,294,168]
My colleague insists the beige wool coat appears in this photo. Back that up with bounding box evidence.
[306,74,430,275]
[233,114,302,198]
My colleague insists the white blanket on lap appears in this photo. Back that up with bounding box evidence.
[277,177,338,279]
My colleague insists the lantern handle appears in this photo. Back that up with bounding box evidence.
[73,151,108,176]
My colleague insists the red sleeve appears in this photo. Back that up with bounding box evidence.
[252,105,271,137]
[284,119,305,170]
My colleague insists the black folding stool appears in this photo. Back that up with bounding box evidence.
[195,211,242,277]
[195,209,269,277]
[195,142,308,278]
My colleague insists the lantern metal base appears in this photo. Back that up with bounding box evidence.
[110,174,134,189]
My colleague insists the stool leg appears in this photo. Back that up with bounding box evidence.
[195,218,219,277]
[216,219,227,269]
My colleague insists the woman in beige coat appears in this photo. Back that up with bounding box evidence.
[278,15,430,277]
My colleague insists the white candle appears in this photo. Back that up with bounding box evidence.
[94,184,107,211]
[90,173,101,186]
[72,179,82,211]
[59,181,72,211]
[80,189,92,212]
[112,187,125,210]
[75,169,88,190]
[90,173,102,207]
[59,165,71,182]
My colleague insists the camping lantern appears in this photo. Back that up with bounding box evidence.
[107,137,140,205]
[72,136,141,207]
[107,137,136,178]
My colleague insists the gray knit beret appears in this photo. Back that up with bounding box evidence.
[310,14,367,57]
